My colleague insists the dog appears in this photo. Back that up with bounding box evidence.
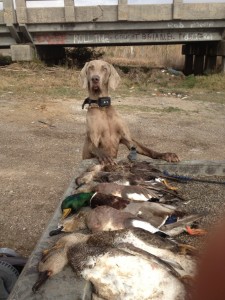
[79,59,179,165]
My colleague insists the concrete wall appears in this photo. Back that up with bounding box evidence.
[0,0,222,24]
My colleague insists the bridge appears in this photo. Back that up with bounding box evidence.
[1,0,225,74]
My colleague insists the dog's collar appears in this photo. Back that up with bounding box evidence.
[82,97,111,109]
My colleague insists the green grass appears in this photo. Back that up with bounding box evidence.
[1,62,225,105]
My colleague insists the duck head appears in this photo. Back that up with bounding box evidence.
[60,192,95,218]
[49,209,90,236]
[33,234,88,293]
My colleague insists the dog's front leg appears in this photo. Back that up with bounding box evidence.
[121,137,179,163]
[133,139,180,162]
[89,144,115,165]
[84,132,115,165]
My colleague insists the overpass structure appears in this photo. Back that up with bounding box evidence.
[1,0,225,73]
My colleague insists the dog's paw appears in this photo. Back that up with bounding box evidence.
[161,152,180,163]
[98,154,116,166]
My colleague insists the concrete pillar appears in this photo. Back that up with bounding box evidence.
[3,0,16,24]
[65,0,75,22]
[15,0,27,23]
[118,0,128,21]
[11,44,37,61]
[173,0,183,19]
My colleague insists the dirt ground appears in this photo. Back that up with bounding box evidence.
[0,64,225,257]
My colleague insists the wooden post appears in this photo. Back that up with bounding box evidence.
[221,57,225,74]
[184,54,193,75]
[182,44,193,75]
[205,55,217,74]
[193,44,207,75]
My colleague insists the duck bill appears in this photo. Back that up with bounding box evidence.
[49,226,64,236]
[62,208,72,219]
[32,271,50,293]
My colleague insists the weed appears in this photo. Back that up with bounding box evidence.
[180,75,196,89]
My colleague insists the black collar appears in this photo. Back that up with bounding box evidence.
[82,97,111,109]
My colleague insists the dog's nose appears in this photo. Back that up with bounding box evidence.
[92,75,100,83]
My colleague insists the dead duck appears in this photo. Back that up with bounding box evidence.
[75,160,177,189]
[123,201,204,235]
[59,192,130,219]
[75,164,104,187]
[33,229,196,299]
[50,204,201,239]
[50,205,169,237]
[93,182,180,202]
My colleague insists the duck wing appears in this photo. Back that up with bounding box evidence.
[94,183,161,201]
[90,192,130,210]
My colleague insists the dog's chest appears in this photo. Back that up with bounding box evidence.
[87,107,123,137]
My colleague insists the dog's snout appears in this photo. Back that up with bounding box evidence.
[92,75,100,83]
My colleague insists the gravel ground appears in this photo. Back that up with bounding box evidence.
[170,177,225,249]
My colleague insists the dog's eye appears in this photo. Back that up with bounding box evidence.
[88,65,94,71]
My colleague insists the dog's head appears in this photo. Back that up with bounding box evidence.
[79,60,121,97]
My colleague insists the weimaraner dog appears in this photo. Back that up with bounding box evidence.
[79,59,179,165]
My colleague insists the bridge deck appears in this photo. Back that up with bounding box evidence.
[1,0,225,47]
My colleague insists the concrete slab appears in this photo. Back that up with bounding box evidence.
[8,159,225,300]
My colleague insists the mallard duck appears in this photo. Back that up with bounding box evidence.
[60,192,130,219]
[49,205,168,238]
[33,229,196,299]
[123,201,204,236]
[52,202,203,237]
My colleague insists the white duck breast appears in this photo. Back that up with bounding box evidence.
[81,252,186,300]
[116,230,196,276]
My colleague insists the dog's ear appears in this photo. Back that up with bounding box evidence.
[79,62,89,89]
[108,65,121,90]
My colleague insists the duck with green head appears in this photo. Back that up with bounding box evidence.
[60,191,130,219]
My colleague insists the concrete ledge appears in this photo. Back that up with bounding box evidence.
[8,159,225,300]
[151,160,225,177]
